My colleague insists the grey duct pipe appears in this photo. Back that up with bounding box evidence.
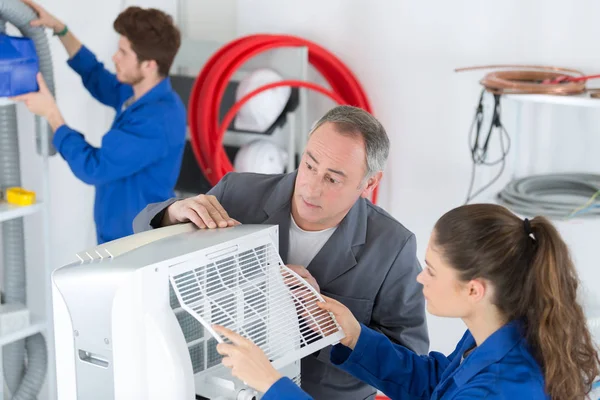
[0,102,28,398]
[13,335,48,400]
[0,107,25,397]
[1,0,56,398]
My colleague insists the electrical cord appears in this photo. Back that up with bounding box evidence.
[464,89,511,204]
[496,173,600,218]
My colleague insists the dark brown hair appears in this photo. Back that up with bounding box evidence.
[113,6,181,77]
[433,203,599,399]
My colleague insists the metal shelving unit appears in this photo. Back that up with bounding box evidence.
[0,110,54,400]
[170,37,309,197]
[172,37,309,162]
[483,93,600,349]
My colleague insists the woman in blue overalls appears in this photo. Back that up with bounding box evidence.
[215,203,600,399]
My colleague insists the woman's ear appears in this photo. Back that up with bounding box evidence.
[466,278,487,303]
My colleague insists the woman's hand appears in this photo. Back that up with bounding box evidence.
[214,325,282,393]
[318,295,362,349]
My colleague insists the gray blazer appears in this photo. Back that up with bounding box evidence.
[133,171,429,400]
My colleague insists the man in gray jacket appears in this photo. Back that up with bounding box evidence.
[133,105,429,400]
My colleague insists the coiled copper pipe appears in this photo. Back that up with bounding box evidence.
[455,65,587,95]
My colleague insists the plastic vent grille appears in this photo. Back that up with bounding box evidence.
[169,235,344,373]
[292,373,301,386]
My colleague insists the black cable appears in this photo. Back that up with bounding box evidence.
[464,90,511,204]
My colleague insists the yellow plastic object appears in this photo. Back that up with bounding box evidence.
[6,187,36,206]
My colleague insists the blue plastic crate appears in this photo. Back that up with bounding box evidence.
[0,33,39,97]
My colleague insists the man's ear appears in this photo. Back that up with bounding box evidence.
[141,59,159,76]
[360,171,382,199]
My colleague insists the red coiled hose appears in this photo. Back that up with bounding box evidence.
[188,34,379,202]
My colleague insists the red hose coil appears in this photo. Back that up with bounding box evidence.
[188,34,379,202]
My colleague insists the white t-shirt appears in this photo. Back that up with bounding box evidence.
[287,214,337,267]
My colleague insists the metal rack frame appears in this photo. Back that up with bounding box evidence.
[0,107,54,400]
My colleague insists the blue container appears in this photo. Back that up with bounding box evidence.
[0,33,39,97]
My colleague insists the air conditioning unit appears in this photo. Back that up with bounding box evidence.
[51,224,343,399]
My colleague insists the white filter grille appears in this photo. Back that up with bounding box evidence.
[169,235,344,373]
[292,373,301,386]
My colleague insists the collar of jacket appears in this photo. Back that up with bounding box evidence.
[262,171,368,285]
[453,320,524,387]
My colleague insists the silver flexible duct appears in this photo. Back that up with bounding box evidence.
[1,0,54,398]
[12,335,48,400]
[0,102,28,399]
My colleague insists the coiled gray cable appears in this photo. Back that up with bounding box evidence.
[496,173,600,218]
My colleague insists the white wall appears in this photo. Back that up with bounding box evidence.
[180,0,236,42]
[236,0,600,353]
[10,1,600,397]
[122,0,237,40]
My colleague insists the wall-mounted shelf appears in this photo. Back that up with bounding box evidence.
[0,201,43,223]
[0,316,46,347]
[504,92,600,108]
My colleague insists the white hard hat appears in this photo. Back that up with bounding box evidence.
[233,68,291,132]
[234,140,288,175]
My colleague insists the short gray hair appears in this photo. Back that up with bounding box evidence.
[309,105,390,177]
